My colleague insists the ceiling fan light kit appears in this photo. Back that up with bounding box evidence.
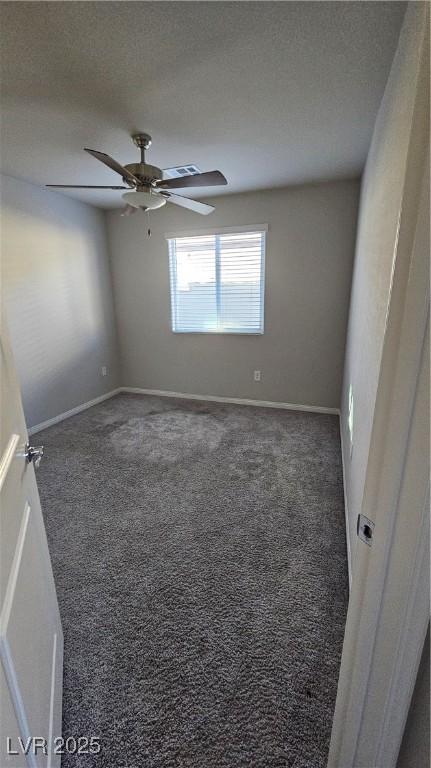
[46,132,227,218]
[122,190,167,210]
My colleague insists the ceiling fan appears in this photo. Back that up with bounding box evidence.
[46,133,227,216]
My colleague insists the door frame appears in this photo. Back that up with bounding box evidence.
[327,27,430,765]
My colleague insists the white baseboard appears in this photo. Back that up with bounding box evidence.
[28,389,121,435]
[120,386,340,415]
[28,386,339,436]
[339,416,353,590]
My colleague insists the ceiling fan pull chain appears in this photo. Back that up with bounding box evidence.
[146,209,151,237]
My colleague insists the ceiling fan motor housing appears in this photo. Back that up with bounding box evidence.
[124,163,163,187]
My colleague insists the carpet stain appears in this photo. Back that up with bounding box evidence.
[37,394,348,768]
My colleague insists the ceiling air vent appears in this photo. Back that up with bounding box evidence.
[163,165,201,179]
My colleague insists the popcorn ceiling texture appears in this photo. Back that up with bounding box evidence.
[38,393,348,768]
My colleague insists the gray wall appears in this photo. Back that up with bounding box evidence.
[1,175,120,429]
[107,181,359,408]
[340,3,428,561]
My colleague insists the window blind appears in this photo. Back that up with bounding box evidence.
[168,229,265,334]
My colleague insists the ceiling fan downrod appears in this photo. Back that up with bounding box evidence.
[132,133,152,165]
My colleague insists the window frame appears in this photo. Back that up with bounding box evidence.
[166,224,267,336]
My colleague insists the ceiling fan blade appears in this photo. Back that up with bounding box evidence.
[156,170,227,189]
[46,184,128,189]
[84,148,139,187]
[121,204,139,217]
[164,193,215,215]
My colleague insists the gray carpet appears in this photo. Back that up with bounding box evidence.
[37,393,348,768]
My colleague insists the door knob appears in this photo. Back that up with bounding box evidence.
[25,443,44,469]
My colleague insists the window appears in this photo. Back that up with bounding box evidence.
[168,227,266,333]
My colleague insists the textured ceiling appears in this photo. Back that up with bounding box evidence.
[0,1,405,209]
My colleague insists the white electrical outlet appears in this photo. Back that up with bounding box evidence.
[254,370,261,382]
[101,366,107,377]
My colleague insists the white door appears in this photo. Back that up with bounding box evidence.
[0,313,63,768]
